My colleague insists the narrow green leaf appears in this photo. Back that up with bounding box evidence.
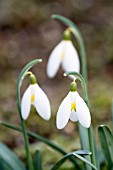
[51,151,98,170]
[74,150,91,155]
[0,158,5,170]
[93,135,101,170]
[34,150,42,170]
[79,123,92,170]
[98,125,113,169]
[0,143,26,170]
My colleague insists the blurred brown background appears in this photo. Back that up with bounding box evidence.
[0,0,113,168]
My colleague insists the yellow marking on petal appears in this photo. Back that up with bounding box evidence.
[71,102,76,111]
[61,52,65,61]
[31,94,35,103]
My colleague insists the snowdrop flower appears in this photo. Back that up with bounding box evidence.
[21,73,51,120]
[47,29,80,79]
[56,81,91,129]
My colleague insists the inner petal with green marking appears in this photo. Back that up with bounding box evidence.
[71,102,76,111]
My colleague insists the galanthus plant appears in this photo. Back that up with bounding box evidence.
[0,14,113,170]
[21,72,51,120]
[47,29,80,78]
[56,81,91,129]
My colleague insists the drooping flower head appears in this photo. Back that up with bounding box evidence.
[21,72,51,120]
[47,29,80,79]
[56,81,91,129]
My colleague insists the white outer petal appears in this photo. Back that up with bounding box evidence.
[62,41,80,79]
[70,110,78,122]
[33,84,51,120]
[47,41,64,78]
[21,85,31,120]
[76,92,91,128]
[56,92,71,129]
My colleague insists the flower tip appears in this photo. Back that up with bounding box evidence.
[83,120,91,128]
[44,114,51,121]
[39,59,42,62]
[22,113,29,120]
[100,125,104,127]
[56,121,66,130]
[51,14,56,19]
[56,124,63,130]
[63,73,67,77]
[47,72,55,78]
[85,124,90,128]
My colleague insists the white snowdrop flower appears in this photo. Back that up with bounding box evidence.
[21,74,51,120]
[47,30,80,79]
[56,82,91,129]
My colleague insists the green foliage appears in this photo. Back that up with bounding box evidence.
[34,150,42,170]
[51,150,97,170]
[1,13,113,170]
[0,143,25,170]
[98,125,113,169]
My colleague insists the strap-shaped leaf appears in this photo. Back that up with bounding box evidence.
[51,150,97,170]
[98,125,113,169]
[0,143,26,170]
[34,150,42,170]
[0,158,5,170]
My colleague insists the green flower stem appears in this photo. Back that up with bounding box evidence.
[21,120,33,170]
[64,72,96,168]
[17,59,42,170]
[88,126,97,167]
[0,121,81,170]
[17,104,33,170]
